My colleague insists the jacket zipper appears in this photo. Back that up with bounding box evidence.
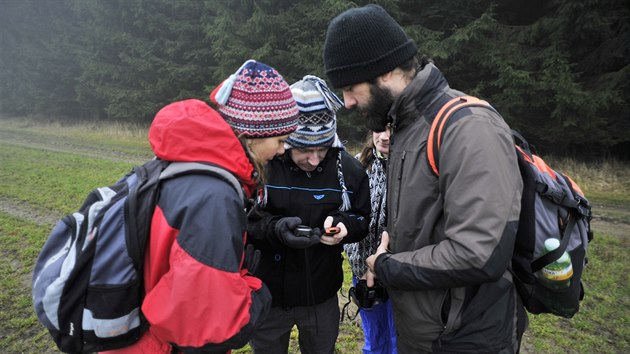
[394,151,405,219]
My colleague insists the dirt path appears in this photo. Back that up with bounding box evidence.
[0,195,65,226]
[0,130,149,225]
[589,203,630,237]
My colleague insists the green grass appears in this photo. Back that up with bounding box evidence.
[0,214,57,353]
[0,142,134,214]
[546,156,630,206]
[1,120,628,353]
[0,118,153,165]
[336,260,364,353]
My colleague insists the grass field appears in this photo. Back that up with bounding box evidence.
[0,118,628,353]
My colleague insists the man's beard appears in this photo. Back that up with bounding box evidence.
[359,83,395,132]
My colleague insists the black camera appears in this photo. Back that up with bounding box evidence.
[349,279,388,309]
[295,225,313,237]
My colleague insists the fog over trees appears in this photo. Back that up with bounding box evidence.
[1,0,628,158]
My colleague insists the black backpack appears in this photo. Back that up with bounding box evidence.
[32,159,244,353]
[427,95,593,318]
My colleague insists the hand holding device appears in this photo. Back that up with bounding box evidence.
[320,216,347,245]
[275,217,320,248]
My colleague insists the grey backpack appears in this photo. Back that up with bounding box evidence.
[32,159,243,353]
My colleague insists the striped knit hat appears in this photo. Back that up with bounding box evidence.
[210,59,299,138]
[287,75,344,149]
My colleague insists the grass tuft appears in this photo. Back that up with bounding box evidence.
[544,156,630,205]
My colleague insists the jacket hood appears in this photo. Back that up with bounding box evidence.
[149,99,256,192]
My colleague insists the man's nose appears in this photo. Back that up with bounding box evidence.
[308,153,323,165]
[343,92,356,108]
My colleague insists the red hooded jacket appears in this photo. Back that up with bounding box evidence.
[103,99,270,353]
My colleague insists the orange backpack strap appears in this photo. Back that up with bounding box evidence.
[427,95,493,176]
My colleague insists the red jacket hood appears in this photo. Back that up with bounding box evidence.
[149,99,256,194]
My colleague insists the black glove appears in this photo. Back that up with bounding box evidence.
[275,217,321,249]
[243,244,261,274]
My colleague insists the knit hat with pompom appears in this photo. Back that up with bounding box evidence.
[210,59,299,138]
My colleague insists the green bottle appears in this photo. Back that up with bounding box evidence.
[540,238,573,290]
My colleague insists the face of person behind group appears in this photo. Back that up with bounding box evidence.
[373,127,391,157]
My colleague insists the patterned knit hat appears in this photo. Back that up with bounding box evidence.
[323,4,417,88]
[210,59,299,138]
[287,75,344,149]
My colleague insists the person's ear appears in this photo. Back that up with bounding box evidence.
[379,68,407,94]
[377,70,394,84]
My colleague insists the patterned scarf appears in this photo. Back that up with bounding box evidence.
[344,149,387,277]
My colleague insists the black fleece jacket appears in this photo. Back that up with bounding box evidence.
[247,149,370,308]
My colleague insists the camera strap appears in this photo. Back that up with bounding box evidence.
[340,286,361,322]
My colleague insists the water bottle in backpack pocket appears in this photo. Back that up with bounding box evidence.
[528,235,586,317]
[538,238,573,289]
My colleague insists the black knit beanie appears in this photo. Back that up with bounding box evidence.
[323,4,418,89]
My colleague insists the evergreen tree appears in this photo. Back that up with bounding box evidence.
[0,0,82,118]
[71,0,216,121]
[404,0,629,156]
[0,0,627,156]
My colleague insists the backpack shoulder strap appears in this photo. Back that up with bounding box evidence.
[159,161,245,203]
[126,159,168,270]
[127,160,245,271]
[427,95,493,176]
[512,129,534,160]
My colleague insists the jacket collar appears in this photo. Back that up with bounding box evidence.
[388,63,450,131]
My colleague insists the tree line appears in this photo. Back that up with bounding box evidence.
[0,0,628,158]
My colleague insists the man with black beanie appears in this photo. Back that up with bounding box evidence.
[324,4,526,354]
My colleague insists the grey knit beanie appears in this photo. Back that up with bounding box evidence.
[323,4,417,88]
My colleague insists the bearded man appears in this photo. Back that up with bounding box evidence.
[324,4,526,354]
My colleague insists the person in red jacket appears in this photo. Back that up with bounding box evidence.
[103,59,299,353]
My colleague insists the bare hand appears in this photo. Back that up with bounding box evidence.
[365,268,377,287]
[365,231,390,284]
[319,216,348,246]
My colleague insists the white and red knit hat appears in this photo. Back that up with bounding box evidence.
[210,59,299,138]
